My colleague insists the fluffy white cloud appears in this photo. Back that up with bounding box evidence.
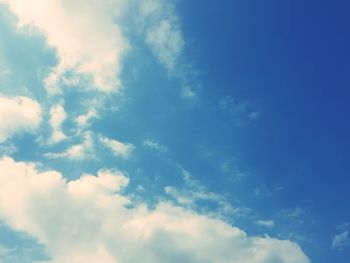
[98,135,134,159]
[0,157,310,263]
[0,96,41,143]
[0,0,129,93]
[48,104,67,144]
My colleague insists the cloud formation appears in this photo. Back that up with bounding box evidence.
[0,157,310,263]
[138,0,184,72]
[256,220,275,228]
[0,96,41,143]
[0,0,129,93]
[45,132,94,160]
[1,0,185,95]
[98,135,135,159]
[331,231,349,251]
[143,139,167,153]
[48,103,67,144]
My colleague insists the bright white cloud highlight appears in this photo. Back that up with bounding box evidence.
[0,157,310,263]
[0,0,129,93]
[98,135,134,159]
[0,96,41,143]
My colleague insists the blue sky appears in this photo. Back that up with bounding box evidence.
[0,0,349,262]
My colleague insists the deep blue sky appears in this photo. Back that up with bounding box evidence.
[176,1,350,262]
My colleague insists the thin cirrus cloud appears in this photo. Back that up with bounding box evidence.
[0,157,310,263]
[0,96,41,143]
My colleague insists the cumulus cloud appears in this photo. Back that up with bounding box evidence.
[98,135,134,159]
[0,96,41,143]
[0,0,129,93]
[0,157,310,263]
[48,104,67,144]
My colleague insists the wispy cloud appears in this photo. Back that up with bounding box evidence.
[98,135,135,159]
[143,139,167,153]
[256,219,275,228]
[331,231,349,251]
[138,0,184,72]
[45,132,94,160]
[165,169,249,219]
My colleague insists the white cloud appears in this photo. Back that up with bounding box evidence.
[146,19,184,71]
[331,231,349,251]
[76,109,98,128]
[138,0,184,72]
[0,0,129,93]
[278,207,304,219]
[48,104,67,144]
[0,157,310,263]
[98,135,134,159]
[143,139,167,153]
[165,169,249,219]
[0,96,41,143]
[180,85,196,100]
[45,132,94,160]
[256,220,275,228]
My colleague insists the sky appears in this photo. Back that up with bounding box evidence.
[0,0,349,262]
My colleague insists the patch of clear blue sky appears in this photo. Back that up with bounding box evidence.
[177,1,350,262]
[1,1,350,262]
